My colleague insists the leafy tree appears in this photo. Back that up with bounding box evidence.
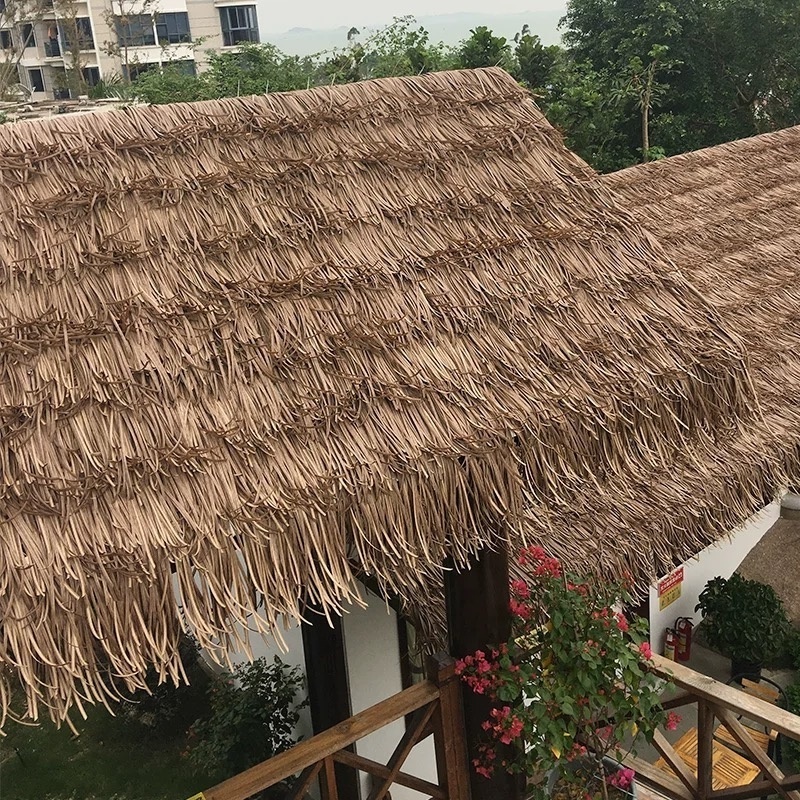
[359,15,454,78]
[513,28,561,93]
[560,0,800,168]
[204,42,315,96]
[131,63,206,103]
[456,26,512,70]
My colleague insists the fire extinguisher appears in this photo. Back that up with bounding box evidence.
[664,628,677,661]
[675,617,694,662]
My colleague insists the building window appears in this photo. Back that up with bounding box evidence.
[124,60,157,82]
[116,14,156,47]
[81,66,100,87]
[164,58,196,76]
[28,67,44,92]
[20,23,35,48]
[219,5,258,46]
[155,12,190,44]
[60,17,94,50]
[0,30,12,50]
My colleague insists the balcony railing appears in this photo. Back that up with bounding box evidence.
[190,654,471,800]
[624,654,800,800]
[44,39,61,57]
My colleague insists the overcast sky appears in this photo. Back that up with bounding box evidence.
[265,1,565,33]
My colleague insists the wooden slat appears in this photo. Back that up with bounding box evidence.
[650,655,800,740]
[714,706,800,800]
[741,679,780,705]
[323,757,339,800]
[710,774,800,800]
[201,680,440,800]
[367,703,438,800]
[714,724,771,754]
[623,753,695,800]
[287,762,323,800]
[334,750,447,798]
[652,729,699,794]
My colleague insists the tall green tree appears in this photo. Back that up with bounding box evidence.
[456,26,512,70]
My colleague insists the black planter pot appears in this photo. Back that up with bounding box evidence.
[730,658,762,683]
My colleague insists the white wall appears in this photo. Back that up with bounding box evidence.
[649,501,781,652]
[344,593,439,800]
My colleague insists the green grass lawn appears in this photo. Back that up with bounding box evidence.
[0,680,223,800]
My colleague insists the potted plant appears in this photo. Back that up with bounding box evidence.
[456,547,678,800]
[695,574,790,680]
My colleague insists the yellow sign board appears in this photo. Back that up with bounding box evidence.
[657,567,684,611]
[186,794,206,800]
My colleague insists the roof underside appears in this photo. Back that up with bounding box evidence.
[0,68,784,723]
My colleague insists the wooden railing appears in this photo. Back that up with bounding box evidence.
[190,655,471,800]
[625,653,800,800]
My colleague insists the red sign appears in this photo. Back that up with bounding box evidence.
[658,567,684,596]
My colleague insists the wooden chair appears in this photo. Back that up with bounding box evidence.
[655,727,761,790]
[716,676,785,762]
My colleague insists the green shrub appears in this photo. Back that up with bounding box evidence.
[695,574,790,665]
[186,656,308,792]
[787,629,800,671]
[118,635,208,736]
[785,682,800,771]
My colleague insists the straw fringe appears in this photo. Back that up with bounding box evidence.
[0,68,782,723]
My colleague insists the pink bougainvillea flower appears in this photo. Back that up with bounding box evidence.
[616,612,630,632]
[666,711,682,731]
[639,641,653,660]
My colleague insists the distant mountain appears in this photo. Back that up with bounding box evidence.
[257,9,566,57]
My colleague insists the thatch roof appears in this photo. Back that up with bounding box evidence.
[0,67,781,723]
[604,126,800,483]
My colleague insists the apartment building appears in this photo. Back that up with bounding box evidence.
[0,0,260,100]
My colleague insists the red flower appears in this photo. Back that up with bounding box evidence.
[616,612,629,632]
[666,711,682,731]
[639,641,653,661]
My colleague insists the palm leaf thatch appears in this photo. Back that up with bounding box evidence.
[605,126,800,484]
[0,67,780,723]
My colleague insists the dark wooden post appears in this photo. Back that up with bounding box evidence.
[444,547,524,800]
[302,605,360,799]
[697,699,714,800]
[428,653,473,799]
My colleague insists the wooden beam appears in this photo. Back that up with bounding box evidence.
[367,703,437,800]
[650,655,800,740]
[445,547,522,800]
[713,706,800,800]
[622,753,695,800]
[201,680,439,800]
[334,749,447,798]
[662,690,700,710]
[652,729,699,795]
[710,775,800,800]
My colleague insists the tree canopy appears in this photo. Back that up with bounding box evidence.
[123,4,800,173]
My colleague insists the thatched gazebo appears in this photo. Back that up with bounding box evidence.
[0,68,785,738]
